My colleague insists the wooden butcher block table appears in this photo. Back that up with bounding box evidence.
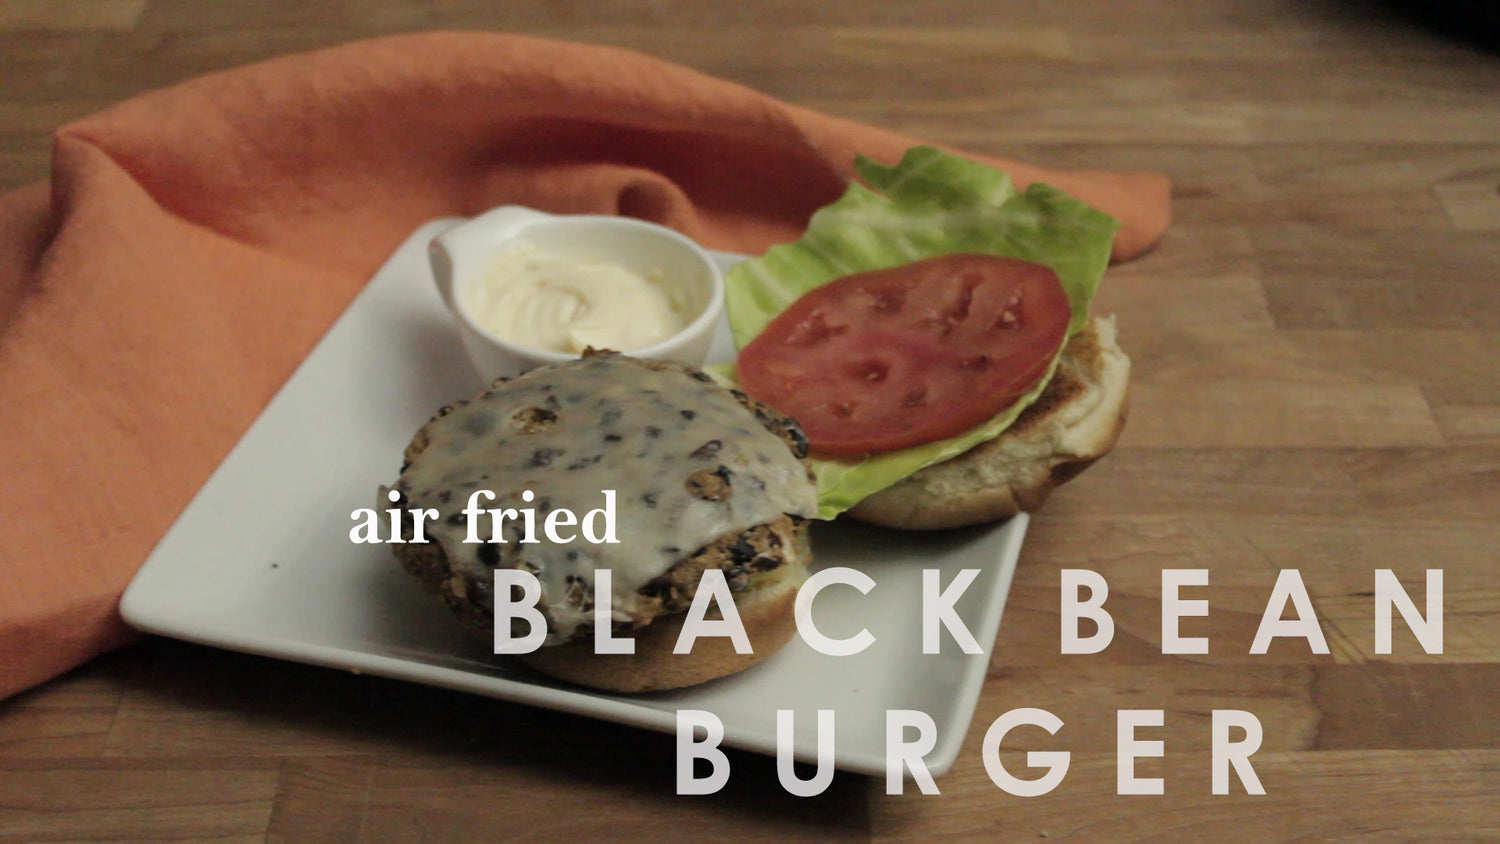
[1,1,1497,841]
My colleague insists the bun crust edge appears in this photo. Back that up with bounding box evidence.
[845,316,1130,530]
[517,526,810,693]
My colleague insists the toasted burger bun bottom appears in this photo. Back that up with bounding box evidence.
[846,315,1130,530]
[518,525,811,693]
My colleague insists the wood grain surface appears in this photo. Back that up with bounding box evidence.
[3,1,1498,841]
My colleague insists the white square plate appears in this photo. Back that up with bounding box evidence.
[120,220,1027,778]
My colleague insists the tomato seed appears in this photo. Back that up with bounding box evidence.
[870,290,906,313]
[785,312,847,346]
[844,359,890,383]
[992,288,1026,330]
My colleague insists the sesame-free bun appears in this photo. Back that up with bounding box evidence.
[518,525,810,693]
[845,316,1130,530]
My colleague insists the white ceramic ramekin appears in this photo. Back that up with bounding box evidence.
[429,205,724,382]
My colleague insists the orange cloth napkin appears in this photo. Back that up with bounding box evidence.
[0,31,1170,701]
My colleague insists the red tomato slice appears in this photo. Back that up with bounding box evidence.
[736,254,1071,455]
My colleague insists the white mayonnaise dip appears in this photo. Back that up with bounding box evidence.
[464,241,687,354]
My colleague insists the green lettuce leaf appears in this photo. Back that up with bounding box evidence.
[722,146,1119,519]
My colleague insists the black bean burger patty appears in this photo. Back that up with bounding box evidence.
[386,353,815,645]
